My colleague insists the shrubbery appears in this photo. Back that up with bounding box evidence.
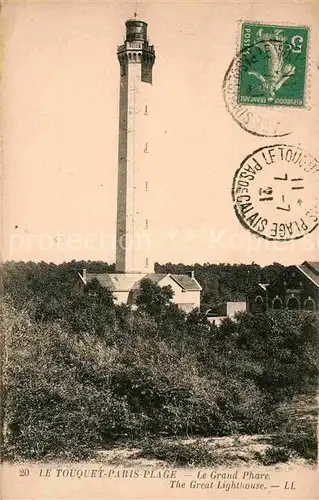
[269,419,317,462]
[137,439,220,467]
[2,274,318,462]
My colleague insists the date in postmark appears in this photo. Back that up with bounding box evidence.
[232,145,319,241]
[238,23,309,107]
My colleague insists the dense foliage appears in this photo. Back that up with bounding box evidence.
[2,260,284,313]
[1,260,318,462]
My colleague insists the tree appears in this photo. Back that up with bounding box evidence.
[61,279,116,335]
[135,279,173,318]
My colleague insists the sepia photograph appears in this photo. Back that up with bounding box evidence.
[1,0,318,498]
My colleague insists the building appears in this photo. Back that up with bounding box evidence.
[116,18,155,274]
[78,269,201,313]
[249,261,319,312]
[77,18,202,311]
[206,301,247,326]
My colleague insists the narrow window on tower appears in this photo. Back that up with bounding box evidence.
[145,219,148,229]
[143,143,148,153]
[145,257,149,267]
[145,181,148,191]
[144,105,148,115]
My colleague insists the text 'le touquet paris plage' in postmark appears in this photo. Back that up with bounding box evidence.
[223,22,309,137]
[232,144,319,241]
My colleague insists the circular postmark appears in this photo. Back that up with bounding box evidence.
[223,23,309,137]
[232,144,319,241]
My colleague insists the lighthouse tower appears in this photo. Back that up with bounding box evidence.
[116,18,155,273]
[78,18,202,311]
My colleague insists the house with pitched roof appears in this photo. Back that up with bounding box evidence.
[249,261,319,312]
[77,270,202,313]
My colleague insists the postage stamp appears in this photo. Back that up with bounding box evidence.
[238,23,309,107]
[223,21,310,137]
[232,144,319,241]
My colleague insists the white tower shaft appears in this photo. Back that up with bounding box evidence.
[116,20,155,273]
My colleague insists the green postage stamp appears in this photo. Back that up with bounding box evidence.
[238,23,309,107]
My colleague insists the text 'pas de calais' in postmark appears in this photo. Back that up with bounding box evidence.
[223,22,310,137]
[232,144,319,241]
[238,23,308,107]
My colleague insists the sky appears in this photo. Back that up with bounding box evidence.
[1,0,319,265]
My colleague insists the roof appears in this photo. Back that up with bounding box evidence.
[256,261,319,292]
[83,273,117,291]
[84,273,156,292]
[80,272,202,292]
[170,274,202,291]
[297,262,319,288]
[131,273,167,291]
[301,261,319,274]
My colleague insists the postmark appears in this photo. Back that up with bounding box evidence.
[238,23,308,107]
[232,144,319,241]
[223,22,310,137]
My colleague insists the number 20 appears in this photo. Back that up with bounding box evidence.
[19,468,30,477]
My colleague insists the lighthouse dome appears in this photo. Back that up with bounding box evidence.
[125,19,148,42]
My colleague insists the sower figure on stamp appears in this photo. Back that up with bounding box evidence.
[248,29,295,103]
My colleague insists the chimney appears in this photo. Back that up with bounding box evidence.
[189,270,195,279]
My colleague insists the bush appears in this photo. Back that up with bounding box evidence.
[216,311,319,401]
[2,301,137,460]
[3,299,274,461]
[254,446,292,466]
[109,336,270,438]
[3,284,318,462]
[138,438,219,467]
[270,421,317,462]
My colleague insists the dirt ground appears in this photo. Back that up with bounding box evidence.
[93,433,314,469]
[93,394,318,469]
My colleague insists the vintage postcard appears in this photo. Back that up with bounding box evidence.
[1,0,318,499]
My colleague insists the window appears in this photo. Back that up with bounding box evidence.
[145,257,149,267]
[287,297,300,310]
[144,143,148,153]
[144,105,148,115]
[145,219,148,229]
[145,181,148,191]
[254,295,264,312]
[272,297,283,309]
[304,297,315,311]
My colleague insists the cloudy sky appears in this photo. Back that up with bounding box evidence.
[2,0,319,265]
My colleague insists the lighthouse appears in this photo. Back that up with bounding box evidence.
[78,18,202,311]
[116,18,156,273]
